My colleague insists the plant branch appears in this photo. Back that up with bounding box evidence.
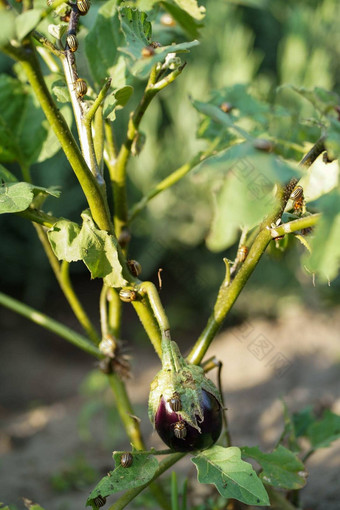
[16,208,60,228]
[270,213,320,238]
[34,223,100,344]
[107,452,185,510]
[110,64,186,237]
[0,292,101,358]
[4,41,113,233]
[187,184,293,365]
[131,299,163,358]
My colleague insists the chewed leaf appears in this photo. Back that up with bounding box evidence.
[118,7,152,61]
[86,452,158,507]
[192,446,269,506]
[48,211,128,288]
[241,445,306,490]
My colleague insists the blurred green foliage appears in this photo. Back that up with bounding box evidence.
[0,0,339,326]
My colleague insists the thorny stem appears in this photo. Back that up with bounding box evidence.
[0,292,101,358]
[107,452,185,510]
[34,224,100,344]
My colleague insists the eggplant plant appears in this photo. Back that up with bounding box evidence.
[0,0,340,509]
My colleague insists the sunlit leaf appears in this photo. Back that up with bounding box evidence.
[303,190,340,282]
[192,446,269,506]
[15,9,43,41]
[48,211,128,288]
[162,1,203,38]
[173,0,205,20]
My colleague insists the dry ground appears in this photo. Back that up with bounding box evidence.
[1,303,340,510]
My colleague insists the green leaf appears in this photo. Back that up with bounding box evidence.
[0,165,18,183]
[48,211,128,288]
[103,85,134,121]
[173,0,205,20]
[199,142,298,251]
[306,410,340,449]
[47,219,82,261]
[282,85,340,116]
[162,1,203,39]
[292,406,315,438]
[0,182,60,214]
[192,446,269,506]
[85,0,127,88]
[125,39,199,79]
[299,155,339,202]
[303,190,340,282]
[241,445,306,490]
[118,7,152,60]
[87,452,158,506]
[15,9,43,41]
[115,85,134,107]
[51,80,70,104]
[37,106,72,163]
[0,10,16,48]
[0,75,48,166]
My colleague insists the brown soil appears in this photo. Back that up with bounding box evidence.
[1,303,340,510]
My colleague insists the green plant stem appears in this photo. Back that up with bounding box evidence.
[108,373,171,510]
[266,486,300,510]
[107,452,185,510]
[171,471,179,510]
[108,287,122,337]
[84,78,111,125]
[34,223,100,344]
[187,185,292,365]
[300,136,326,167]
[0,292,101,358]
[94,106,105,174]
[108,373,145,449]
[137,281,171,336]
[5,40,112,233]
[131,299,162,358]
[17,208,60,228]
[270,213,320,237]
[111,65,185,237]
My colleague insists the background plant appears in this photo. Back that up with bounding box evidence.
[0,0,339,509]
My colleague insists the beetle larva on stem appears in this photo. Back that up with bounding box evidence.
[77,0,90,15]
[75,78,87,98]
[119,288,137,303]
[238,245,248,263]
[66,34,78,52]
[120,452,133,468]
